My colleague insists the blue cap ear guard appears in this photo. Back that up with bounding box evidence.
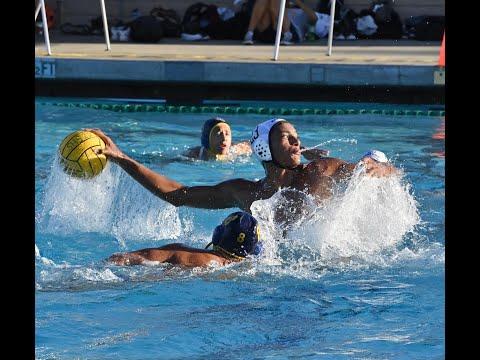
[200,117,227,149]
[206,211,262,260]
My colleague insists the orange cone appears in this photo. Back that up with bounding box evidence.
[438,33,445,67]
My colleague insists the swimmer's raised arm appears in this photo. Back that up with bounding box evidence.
[306,157,356,181]
[163,179,252,209]
[309,151,398,182]
[87,129,248,209]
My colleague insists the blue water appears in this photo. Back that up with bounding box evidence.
[35,99,445,359]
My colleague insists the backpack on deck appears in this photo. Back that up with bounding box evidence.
[60,23,92,35]
[204,11,250,40]
[369,0,403,39]
[130,15,164,42]
[150,7,182,38]
[317,0,357,37]
[405,16,444,41]
[356,9,378,38]
[182,2,220,35]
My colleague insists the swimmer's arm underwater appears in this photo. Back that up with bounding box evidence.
[183,146,201,159]
[88,129,247,209]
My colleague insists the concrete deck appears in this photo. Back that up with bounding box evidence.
[35,34,440,64]
[35,33,444,103]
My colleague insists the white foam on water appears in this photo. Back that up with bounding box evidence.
[139,259,162,266]
[251,171,422,271]
[35,243,56,266]
[301,173,420,262]
[388,242,445,268]
[37,266,123,291]
[109,168,182,243]
[73,267,122,282]
[36,155,441,284]
[306,137,358,148]
[88,329,148,348]
[37,156,183,244]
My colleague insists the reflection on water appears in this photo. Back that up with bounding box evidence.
[431,117,445,158]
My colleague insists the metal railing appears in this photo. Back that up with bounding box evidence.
[35,0,111,55]
[36,0,338,60]
[35,0,51,55]
[274,0,336,60]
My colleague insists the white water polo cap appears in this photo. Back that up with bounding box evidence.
[362,150,388,163]
[250,118,287,162]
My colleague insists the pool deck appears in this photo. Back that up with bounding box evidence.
[35,32,444,83]
[35,33,444,103]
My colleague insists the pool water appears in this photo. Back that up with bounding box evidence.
[35,99,444,359]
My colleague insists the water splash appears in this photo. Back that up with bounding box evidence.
[37,265,124,291]
[302,137,358,152]
[36,155,439,284]
[35,243,56,266]
[35,243,124,291]
[251,171,421,269]
[37,156,183,245]
[306,174,420,262]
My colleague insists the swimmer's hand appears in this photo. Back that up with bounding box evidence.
[359,155,398,177]
[300,147,329,160]
[84,128,125,162]
[231,141,253,156]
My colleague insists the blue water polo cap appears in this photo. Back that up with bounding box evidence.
[210,211,262,259]
[201,117,227,149]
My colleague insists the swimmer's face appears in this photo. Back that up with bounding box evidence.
[270,122,301,168]
[210,123,232,155]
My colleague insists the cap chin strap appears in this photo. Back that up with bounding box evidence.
[206,241,244,261]
[213,245,244,261]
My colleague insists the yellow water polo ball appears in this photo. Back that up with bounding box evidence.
[58,130,107,178]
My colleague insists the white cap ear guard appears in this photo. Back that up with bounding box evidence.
[250,118,287,162]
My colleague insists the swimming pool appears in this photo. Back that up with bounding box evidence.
[35,99,444,359]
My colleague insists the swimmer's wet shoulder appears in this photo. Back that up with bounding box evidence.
[107,212,263,268]
[183,146,202,159]
[164,245,231,267]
